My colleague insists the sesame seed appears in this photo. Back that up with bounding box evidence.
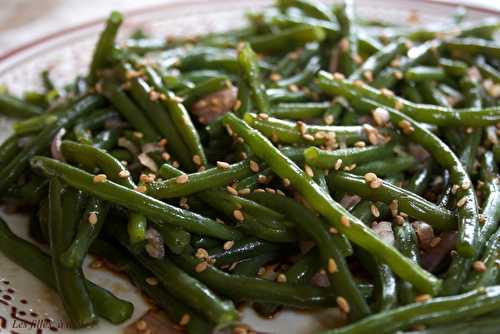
[394,70,403,80]
[335,159,343,170]
[118,170,130,178]
[329,227,338,234]
[93,174,107,183]
[415,294,432,303]
[288,84,299,92]
[257,267,266,276]
[265,188,276,194]
[363,70,373,82]
[257,175,268,184]
[297,122,307,134]
[473,260,487,272]
[140,174,155,183]
[394,215,405,225]
[380,88,395,97]
[226,186,238,196]
[195,261,208,273]
[176,174,189,184]
[135,185,147,193]
[233,209,244,221]
[456,196,467,208]
[389,200,399,215]
[159,138,168,146]
[136,320,147,331]
[133,131,144,139]
[369,179,383,189]
[234,99,242,111]
[179,197,189,209]
[353,53,363,65]
[364,172,378,183]
[217,161,231,170]
[372,107,390,126]
[340,215,350,228]
[149,90,161,101]
[327,258,338,273]
[238,188,251,195]
[336,296,350,313]
[195,248,209,259]
[370,204,380,218]
[270,73,282,81]
[304,164,314,177]
[282,178,291,187]
[354,141,366,148]
[88,212,98,225]
[257,113,269,120]
[179,313,191,326]
[223,240,235,250]
[461,180,471,190]
[324,114,334,125]
[333,72,345,80]
[303,134,314,141]
[249,160,260,173]
[430,237,441,248]
[146,277,159,286]
[254,188,265,193]
[192,155,202,166]
[276,273,287,283]
[277,189,286,196]
[161,152,171,161]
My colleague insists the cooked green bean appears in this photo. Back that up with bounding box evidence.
[239,43,270,114]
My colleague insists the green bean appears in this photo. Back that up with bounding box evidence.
[238,43,270,114]
[0,134,22,166]
[276,55,321,88]
[48,179,97,328]
[101,80,159,142]
[123,38,168,54]
[223,113,440,295]
[269,13,341,41]
[0,92,43,118]
[337,0,359,76]
[88,11,123,84]
[351,154,417,177]
[72,109,119,144]
[350,39,408,81]
[207,238,284,266]
[320,286,500,334]
[465,228,500,290]
[248,192,370,320]
[151,160,254,198]
[317,71,500,127]
[245,112,366,146]
[110,222,239,325]
[192,235,220,249]
[270,102,330,119]
[277,0,336,22]
[153,223,191,255]
[438,58,468,76]
[13,113,59,135]
[403,315,500,334]
[477,152,500,251]
[446,38,500,58]
[31,156,242,240]
[0,94,104,193]
[249,25,326,54]
[267,88,310,103]
[304,145,394,171]
[328,171,455,230]
[404,66,446,81]
[0,217,133,324]
[179,76,232,107]
[474,56,500,83]
[60,198,109,268]
[394,221,420,305]
[417,81,451,108]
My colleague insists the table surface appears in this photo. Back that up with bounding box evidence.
[0,0,498,55]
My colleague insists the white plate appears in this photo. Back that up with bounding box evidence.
[0,1,497,333]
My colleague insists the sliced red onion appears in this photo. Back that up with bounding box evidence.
[310,270,330,288]
[412,221,434,251]
[118,137,140,156]
[104,118,128,129]
[192,87,237,124]
[51,128,66,161]
[299,240,315,255]
[141,143,162,154]
[138,153,158,173]
[408,143,431,162]
[328,48,340,73]
[372,221,394,246]
[421,231,457,273]
[125,309,181,334]
[145,228,165,259]
[340,194,361,210]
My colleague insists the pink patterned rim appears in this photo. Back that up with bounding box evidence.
[0,0,498,64]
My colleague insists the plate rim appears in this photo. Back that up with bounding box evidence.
[0,0,498,64]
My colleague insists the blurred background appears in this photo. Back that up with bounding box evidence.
[0,0,498,55]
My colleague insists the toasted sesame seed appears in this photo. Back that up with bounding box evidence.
[277,189,286,196]
[176,174,189,184]
[217,161,231,170]
[303,134,315,141]
[394,215,405,225]
[233,209,244,221]
[336,296,350,313]
[333,72,345,80]
[372,107,390,126]
[461,180,471,190]
[288,84,299,92]
[234,99,242,111]
[473,260,487,272]
[238,188,251,195]
[327,258,338,273]
[394,70,403,80]
[430,237,441,248]
[146,277,159,286]
[389,200,399,215]
[133,131,144,139]
[195,248,209,259]
[364,172,378,183]
[136,320,147,331]
[324,114,334,125]
[282,178,291,187]
[254,188,265,193]
[334,158,343,170]
[223,240,235,250]
[118,170,130,178]
[369,179,383,189]
[265,188,276,194]
[249,160,260,173]
[88,212,98,225]
[353,53,363,65]
[354,141,366,148]
[304,164,314,177]
[257,113,269,120]
[179,313,191,326]
[276,273,287,283]
[135,185,147,193]
[140,174,155,183]
[363,70,373,82]
[270,73,282,81]
[161,152,171,161]
[159,138,168,146]
[370,204,380,218]
[415,294,432,303]
[340,215,350,228]
[192,155,202,166]
[226,186,238,196]
[456,196,467,208]
[380,88,395,97]
[257,175,268,184]
[149,90,161,101]
[257,267,266,276]
[195,261,208,273]
[93,174,107,183]
[179,197,189,209]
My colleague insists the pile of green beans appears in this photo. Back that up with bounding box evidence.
[0,1,499,333]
